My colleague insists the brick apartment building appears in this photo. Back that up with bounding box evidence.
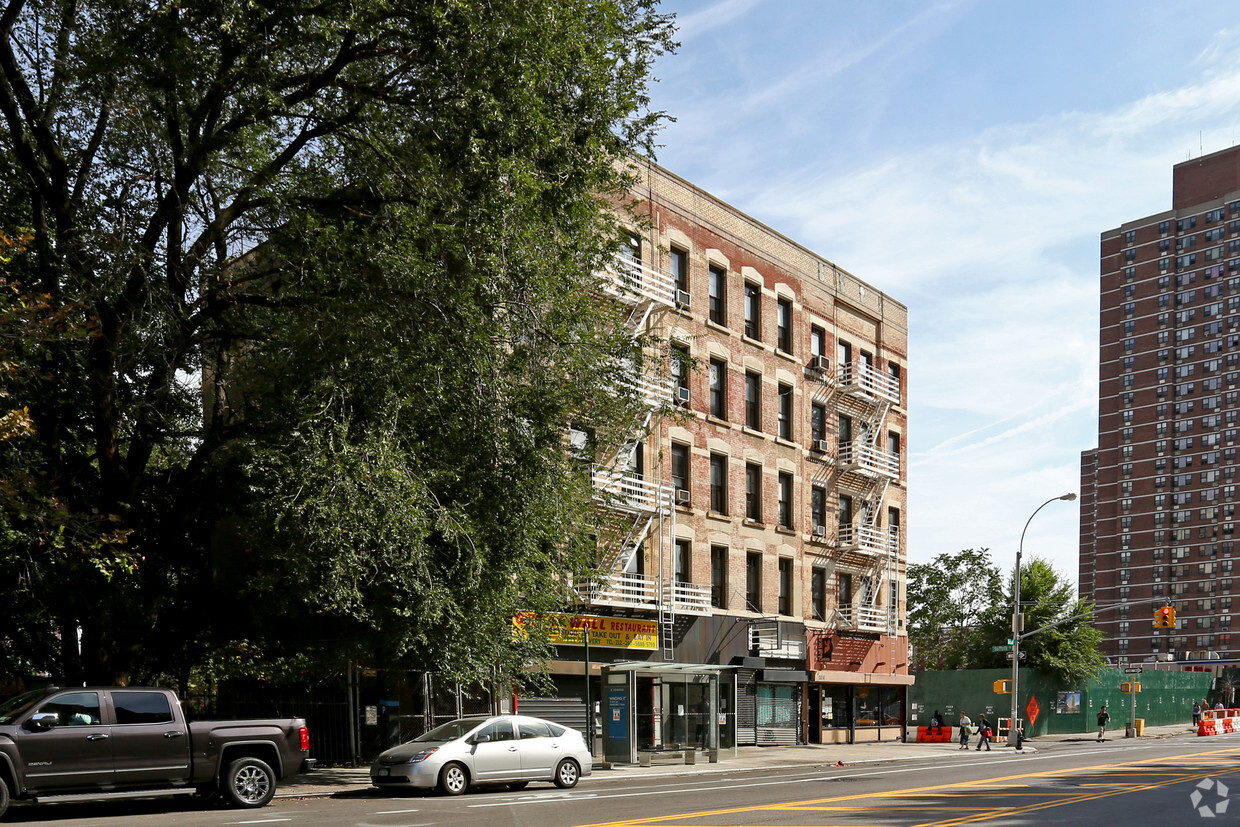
[533,160,910,756]
[1083,145,1240,663]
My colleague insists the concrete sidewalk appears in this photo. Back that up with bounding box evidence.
[275,722,1201,799]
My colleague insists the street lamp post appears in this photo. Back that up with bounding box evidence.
[1010,492,1076,751]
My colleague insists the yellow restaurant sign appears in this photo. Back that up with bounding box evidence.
[515,612,658,650]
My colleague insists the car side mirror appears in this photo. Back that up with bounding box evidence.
[472,733,491,744]
[27,713,59,731]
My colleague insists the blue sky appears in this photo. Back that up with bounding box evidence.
[647,0,1240,585]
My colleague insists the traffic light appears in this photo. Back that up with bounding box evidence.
[1153,605,1177,628]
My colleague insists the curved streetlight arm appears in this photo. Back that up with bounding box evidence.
[1011,492,1076,750]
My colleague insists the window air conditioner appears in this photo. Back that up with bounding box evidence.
[675,488,691,506]
[810,355,829,373]
[676,289,691,308]
[812,439,831,454]
[676,386,690,404]
[812,525,827,538]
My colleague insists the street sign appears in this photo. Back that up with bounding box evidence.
[1123,666,1144,674]
[991,645,1013,652]
[1005,651,1027,660]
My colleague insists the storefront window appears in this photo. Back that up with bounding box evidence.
[855,686,878,727]
[879,686,902,726]
[820,686,849,729]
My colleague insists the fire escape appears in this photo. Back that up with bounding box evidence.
[809,355,902,636]
[574,248,711,660]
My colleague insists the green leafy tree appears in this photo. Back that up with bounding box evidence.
[907,548,1002,671]
[972,558,1106,684]
[0,0,676,686]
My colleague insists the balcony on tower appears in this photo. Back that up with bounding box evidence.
[837,522,896,559]
[837,603,892,633]
[598,253,677,312]
[837,359,901,405]
[591,465,674,515]
[837,440,900,480]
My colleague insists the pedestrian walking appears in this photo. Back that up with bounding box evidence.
[1097,704,1110,741]
[930,710,944,736]
[958,712,972,750]
[974,714,992,751]
[1193,700,1201,726]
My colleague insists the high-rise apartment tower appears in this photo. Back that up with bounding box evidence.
[1083,145,1240,662]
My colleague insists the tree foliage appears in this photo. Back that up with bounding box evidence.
[907,548,1002,671]
[0,0,676,686]
[909,550,1106,684]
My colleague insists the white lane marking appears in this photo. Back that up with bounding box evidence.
[224,820,293,825]
[371,808,423,814]
[467,747,1167,807]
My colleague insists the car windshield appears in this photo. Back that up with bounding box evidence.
[0,687,55,724]
[413,717,489,743]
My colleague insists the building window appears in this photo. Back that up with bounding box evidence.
[778,383,793,440]
[620,232,641,267]
[744,282,761,339]
[671,443,690,501]
[811,568,826,621]
[710,452,728,514]
[778,557,793,615]
[745,371,762,430]
[778,471,793,529]
[746,462,762,522]
[811,325,826,358]
[777,297,793,353]
[672,343,690,405]
[746,552,762,611]
[838,572,853,614]
[708,264,726,325]
[839,494,854,532]
[811,486,826,534]
[670,246,688,294]
[710,545,728,609]
[839,413,853,450]
[811,402,826,444]
[709,357,727,419]
[674,538,691,585]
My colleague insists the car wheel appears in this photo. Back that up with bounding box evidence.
[221,757,276,808]
[507,781,529,791]
[553,758,580,789]
[438,762,469,796]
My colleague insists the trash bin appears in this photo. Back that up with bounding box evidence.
[1135,718,1145,737]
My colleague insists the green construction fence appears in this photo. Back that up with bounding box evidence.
[908,667,1212,737]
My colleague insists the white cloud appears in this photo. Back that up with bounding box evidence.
[650,8,1240,586]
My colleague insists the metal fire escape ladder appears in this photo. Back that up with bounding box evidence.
[594,249,679,658]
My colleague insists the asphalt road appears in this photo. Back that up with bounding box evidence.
[6,738,1240,826]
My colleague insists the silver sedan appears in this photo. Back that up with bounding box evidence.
[370,714,592,795]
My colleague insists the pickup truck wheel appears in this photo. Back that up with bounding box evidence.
[0,775,9,819]
[438,762,469,796]
[553,758,580,789]
[222,757,276,808]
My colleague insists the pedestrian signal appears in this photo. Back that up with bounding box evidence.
[1120,681,1141,694]
[993,679,1012,694]
[1153,605,1176,628]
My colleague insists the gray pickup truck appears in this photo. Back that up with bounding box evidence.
[0,685,315,818]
